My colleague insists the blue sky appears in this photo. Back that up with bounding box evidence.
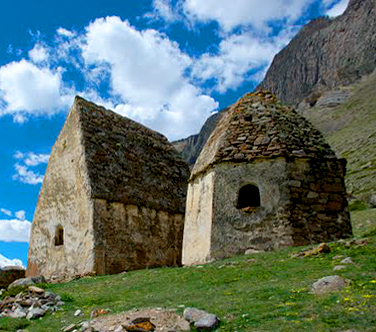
[0,0,349,268]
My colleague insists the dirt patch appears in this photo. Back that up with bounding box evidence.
[91,308,190,332]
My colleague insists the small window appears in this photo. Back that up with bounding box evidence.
[237,184,260,210]
[54,226,64,246]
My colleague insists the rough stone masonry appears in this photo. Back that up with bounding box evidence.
[183,91,352,265]
[27,96,190,280]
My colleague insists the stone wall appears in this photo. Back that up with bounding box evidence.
[210,159,293,259]
[27,107,96,279]
[93,199,184,274]
[287,157,352,245]
[182,171,215,265]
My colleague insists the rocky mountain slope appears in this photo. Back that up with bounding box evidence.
[258,0,376,106]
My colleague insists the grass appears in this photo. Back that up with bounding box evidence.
[1,213,376,331]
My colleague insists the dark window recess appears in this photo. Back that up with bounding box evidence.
[54,226,64,246]
[237,184,260,209]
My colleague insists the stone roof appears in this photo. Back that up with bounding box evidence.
[191,91,336,179]
[73,96,190,213]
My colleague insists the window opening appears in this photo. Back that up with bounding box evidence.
[54,226,64,246]
[237,184,260,212]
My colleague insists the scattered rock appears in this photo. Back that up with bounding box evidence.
[0,286,64,320]
[63,323,78,332]
[332,255,344,260]
[183,307,219,330]
[245,248,265,255]
[29,285,45,294]
[341,257,355,265]
[292,243,331,258]
[8,275,47,289]
[194,314,218,330]
[74,309,83,317]
[124,320,156,331]
[26,307,47,320]
[91,308,111,318]
[312,275,348,295]
[334,265,347,271]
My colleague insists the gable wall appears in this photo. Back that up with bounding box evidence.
[27,109,95,279]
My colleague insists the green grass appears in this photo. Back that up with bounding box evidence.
[2,214,376,331]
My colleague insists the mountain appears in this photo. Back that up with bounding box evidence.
[172,109,227,167]
[258,0,376,106]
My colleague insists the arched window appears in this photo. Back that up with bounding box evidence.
[54,226,64,246]
[237,184,260,209]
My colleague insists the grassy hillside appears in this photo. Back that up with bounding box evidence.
[301,71,376,204]
[1,211,376,332]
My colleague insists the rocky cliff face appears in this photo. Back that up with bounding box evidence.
[258,0,376,106]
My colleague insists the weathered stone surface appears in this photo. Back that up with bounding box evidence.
[0,267,25,289]
[27,96,189,280]
[183,308,218,330]
[312,275,348,295]
[183,92,352,265]
[8,275,46,289]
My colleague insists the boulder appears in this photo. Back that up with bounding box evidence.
[312,275,348,295]
[183,307,219,330]
[8,275,47,289]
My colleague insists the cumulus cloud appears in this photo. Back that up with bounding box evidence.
[0,208,12,217]
[325,0,349,17]
[82,16,217,139]
[0,254,24,269]
[28,44,49,63]
[13,163,44,185]
[0,60,71,117]
[192,30,295,92]
[14,151,50,167]
[0,218,31,242]
[182,0,315,32]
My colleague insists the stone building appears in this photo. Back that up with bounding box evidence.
[27,96,189,279]
[182,91,352,265]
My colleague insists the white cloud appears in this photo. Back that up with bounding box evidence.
[0,218,31,242]
[28,44,49,63]
[0,208,12,217]
[192,30,296,92]
[13,163,44,185]
[0,59,70,117]
[82,16,218,139]
[182,0,315,32]
[325,0,349,17]
[57,27,76,38]
[148,0,180,22]
[23,152,50,167]
[0,254,24,269]
[15,210,26,221]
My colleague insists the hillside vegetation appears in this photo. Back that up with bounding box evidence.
[1,211,376,332]
[301,71,376,204]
